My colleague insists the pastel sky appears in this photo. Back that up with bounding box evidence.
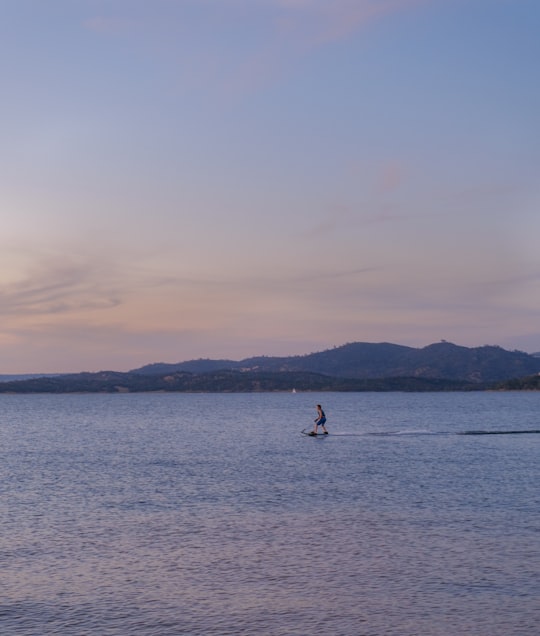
[1,0,539,373]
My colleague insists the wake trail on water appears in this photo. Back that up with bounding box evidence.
[328,429,540,437]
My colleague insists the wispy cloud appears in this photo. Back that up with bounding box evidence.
[274,0,429,46]
[0,257,122,318]
[81,0,430,96]
[83,16,139,35]
[376,160,407,194]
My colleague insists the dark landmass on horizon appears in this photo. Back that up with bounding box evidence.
[1,341,539,393]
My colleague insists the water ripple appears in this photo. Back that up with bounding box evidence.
[1,392,539,635]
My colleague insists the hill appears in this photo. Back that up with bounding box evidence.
[132,341,540,384]
[2,341,539,394]
[0,373,59,383]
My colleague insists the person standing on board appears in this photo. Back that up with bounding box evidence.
[310,404,328,435]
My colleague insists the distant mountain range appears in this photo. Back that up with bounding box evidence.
[1,341,539,393]
[131,341,540,384]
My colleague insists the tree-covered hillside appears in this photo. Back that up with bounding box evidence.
[131,341,540,384]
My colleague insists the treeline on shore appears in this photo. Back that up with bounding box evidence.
[0,369,538,394]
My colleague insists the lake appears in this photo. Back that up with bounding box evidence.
[1,391,539,635]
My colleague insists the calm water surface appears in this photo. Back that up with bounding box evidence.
[1,392,539,635]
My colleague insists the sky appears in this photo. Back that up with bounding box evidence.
[1,0,539,373]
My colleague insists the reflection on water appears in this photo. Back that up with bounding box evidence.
[1,392,539,635]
